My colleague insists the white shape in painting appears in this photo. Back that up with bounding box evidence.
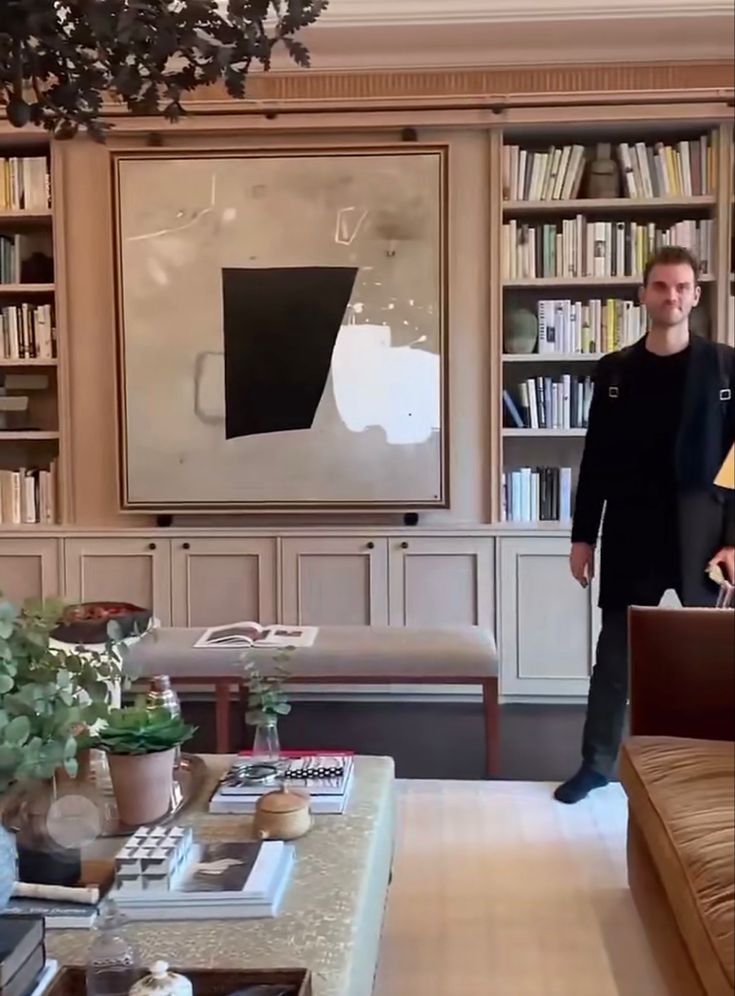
[331,323,439,444]
[335,206,368,246]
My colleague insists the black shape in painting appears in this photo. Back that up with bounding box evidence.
[222,266,358,439]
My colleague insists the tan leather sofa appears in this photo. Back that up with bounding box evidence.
[621,607,734,996]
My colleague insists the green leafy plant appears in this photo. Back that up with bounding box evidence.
[0,596,128,793]
[92,706,195,755]
[0,0,328,139]
[242,652,292,727]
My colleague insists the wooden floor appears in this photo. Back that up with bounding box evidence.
[374,780,669,996]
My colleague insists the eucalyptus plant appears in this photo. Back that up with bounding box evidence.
[0,597,127,793]
[242,652,292,727]
[0,0,328,139]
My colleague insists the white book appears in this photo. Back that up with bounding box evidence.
[210,778,354,816]
[193,621,318,649]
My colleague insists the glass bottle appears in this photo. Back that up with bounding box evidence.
[85,899,141,996]
[146,675,182,767]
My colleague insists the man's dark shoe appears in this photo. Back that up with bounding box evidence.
[554,765,609,804]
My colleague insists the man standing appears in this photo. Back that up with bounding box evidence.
[555,245,735,804]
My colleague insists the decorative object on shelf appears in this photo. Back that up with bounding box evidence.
[0,1,328,139]
[242,655,292,762]
[503,308,538,354]
[130,960,193,996]
[51,601,152,645]
[0,596,128,885]
[90,707,195,826]
[584,143,620,199]
[145,675,181,719]
[254,787,312,842]
[85,899,141,996]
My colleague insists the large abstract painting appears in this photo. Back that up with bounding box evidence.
[113,147,448,509]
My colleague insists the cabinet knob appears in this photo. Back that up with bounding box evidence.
[400,541,409,549]
[148,542,156,551]
[366,541,375,550]
[182,542,190,550]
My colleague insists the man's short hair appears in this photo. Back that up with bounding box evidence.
[642,246,701,287]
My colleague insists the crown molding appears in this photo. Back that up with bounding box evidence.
[316,0,731,25]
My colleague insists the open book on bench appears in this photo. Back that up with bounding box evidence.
[193,622,318,649]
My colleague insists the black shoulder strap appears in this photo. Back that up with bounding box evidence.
[605,344,637,395]
[714,343,730,393]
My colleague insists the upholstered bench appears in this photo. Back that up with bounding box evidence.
[126,625,500,775]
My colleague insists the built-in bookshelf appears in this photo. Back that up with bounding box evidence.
[0,138,58,526]
[498,121,733,527]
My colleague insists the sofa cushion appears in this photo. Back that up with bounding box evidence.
[621,736,735,996]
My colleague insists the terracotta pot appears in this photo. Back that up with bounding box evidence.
[107,749,175,826]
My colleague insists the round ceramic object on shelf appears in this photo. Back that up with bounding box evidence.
[503,308,538,354]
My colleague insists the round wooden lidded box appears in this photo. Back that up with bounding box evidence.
[253,788,312,841]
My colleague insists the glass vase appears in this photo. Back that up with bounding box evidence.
[251,720,280,762]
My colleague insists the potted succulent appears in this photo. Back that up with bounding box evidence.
[243,654,292,761]
[0,596,127,891]
[92,706,195,826]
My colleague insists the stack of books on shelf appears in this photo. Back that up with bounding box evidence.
[502,467,573,523]
[0,914,59,996]
[503,376,593,430]
[210,752,355,816]
[0,234,53,286]
[522,298,648,354]
[503,218,714,281]
[0,464,57,524]
[1,305,55,360]
[502,134,713,201]
[0,157,50,211]
[110,825,294,920]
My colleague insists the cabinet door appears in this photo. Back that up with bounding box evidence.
[388,536,495,629]
[499,536,596,697]
[280,537,388,625]
[0,538,61,604]
[63,537,171,624]
[171,537,277,627]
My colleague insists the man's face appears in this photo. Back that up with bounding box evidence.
[640,262,701,327]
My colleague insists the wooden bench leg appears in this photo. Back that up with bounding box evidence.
[482,677,500,778]
[215,680,231,753]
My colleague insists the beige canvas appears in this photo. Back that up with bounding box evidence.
[113,148,447,510]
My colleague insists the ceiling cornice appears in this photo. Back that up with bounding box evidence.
[317,0,731,25]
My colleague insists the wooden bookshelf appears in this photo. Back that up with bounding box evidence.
[0,134,59,528]
[497,121,732,526]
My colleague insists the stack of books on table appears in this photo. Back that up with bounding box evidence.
[0,915,59,996]
[209,752,355,816]
[110,830,294,921]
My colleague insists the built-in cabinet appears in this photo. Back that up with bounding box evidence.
[0,531,597,699]
[0,538,61,604]
[171,537,278,627]
[497,536,598,697]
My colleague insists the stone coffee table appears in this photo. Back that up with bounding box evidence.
[47,755,396,996]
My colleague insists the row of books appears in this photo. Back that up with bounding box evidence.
[529,298,648,355]
[0,157,50,211]
[502,135,713,201]
[502,467,573,523]
[0,465,57,525]
[1,305,55,360]
[210,752,354,816]
[503,218,713,281]
[503,376,593,430]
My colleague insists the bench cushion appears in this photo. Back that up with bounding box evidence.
[127,625,498,680]
[621,736,735,996]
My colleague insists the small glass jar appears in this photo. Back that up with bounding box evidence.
[85,899,141,996]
